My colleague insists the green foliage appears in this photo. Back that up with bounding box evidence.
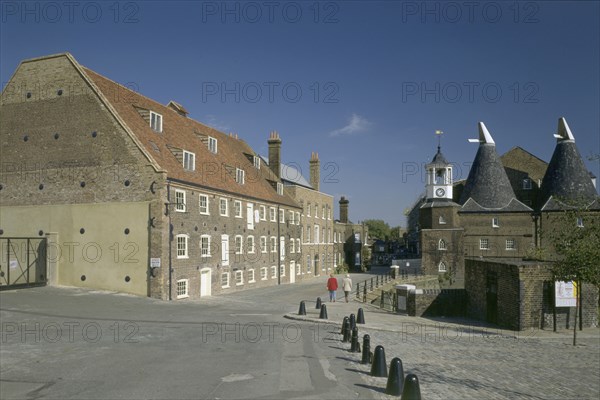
[364,219,391,240]
[389,226,404,241]
[335,263,349,274]
[361,246,372,272]
[545,202,600,287]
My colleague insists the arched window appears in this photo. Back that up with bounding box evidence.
[438,239,447,250]
[438,262,447,272]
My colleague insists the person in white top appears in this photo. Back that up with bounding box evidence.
[342,274,353,303]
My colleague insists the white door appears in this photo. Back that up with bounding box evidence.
[289,262,295,284]
[200,268,212,297]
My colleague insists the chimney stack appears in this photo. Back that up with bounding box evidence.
[310,152,320,191]
[268,131,282,179]
[339,196,349,223]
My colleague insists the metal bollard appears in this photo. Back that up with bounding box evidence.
[319,304,328,319]
[350,327,360,352]
[370,345,387,377]
[316,297,322,309]
[361,334,371,364]
[349,313,356,330]
[342,319,351,342]
[341,316,349,334]
[401,374,421,400]
[357,308,365,324]
[385,357,405,396]
[298,301,306,316]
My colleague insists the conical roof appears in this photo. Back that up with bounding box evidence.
[459,123,530,211]
[430,146,449,165]
[540,118,598,209]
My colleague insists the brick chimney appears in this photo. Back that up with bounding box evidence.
[268,131,281,179]
[309,152,320,191]
[339,196,349,223]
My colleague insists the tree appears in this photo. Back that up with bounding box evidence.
[363,219,391,240]
[544,201,600,345]
[389,226,404,241]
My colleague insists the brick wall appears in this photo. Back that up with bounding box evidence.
[406,288,467,317]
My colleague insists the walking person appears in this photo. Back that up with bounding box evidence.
[326,273,338,302]
[342,274,353,303]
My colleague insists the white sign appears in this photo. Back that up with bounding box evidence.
[150,258,161,268]
[9,259,18,270]
[555,281,577,307]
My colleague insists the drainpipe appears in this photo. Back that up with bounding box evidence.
[167,181,173,301]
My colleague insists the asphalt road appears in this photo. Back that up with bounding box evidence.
[0,271,379,400]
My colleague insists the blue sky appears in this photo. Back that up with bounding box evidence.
[2,0,599,226]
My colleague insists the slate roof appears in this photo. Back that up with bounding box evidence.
[430,146,449,165]
[68,56,300,209]
[540,118,599,211]
[459,123,531,212]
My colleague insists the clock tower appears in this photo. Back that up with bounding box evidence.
[426,146,453,201]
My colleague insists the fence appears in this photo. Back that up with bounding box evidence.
[0,237,48,289]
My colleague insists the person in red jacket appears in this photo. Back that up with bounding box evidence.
[326,273,338,302]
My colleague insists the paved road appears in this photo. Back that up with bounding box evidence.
[1,270,599,399]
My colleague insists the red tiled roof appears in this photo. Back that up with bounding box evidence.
[82,66,300,209]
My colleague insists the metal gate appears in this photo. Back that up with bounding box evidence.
[0,237,48,289]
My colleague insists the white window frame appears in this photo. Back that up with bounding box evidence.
[280,236,285,261]
[522,178,532,190]
[270,236,277,253]
[260,205,266,221]
[271,266,277,279]
[183,150,195,171]
[235,235,243,254]
[175,189,186,212]
[150,111,163,133]
[438,239,447,251]
[200,235,211,257]
[280,264,286,277]
[439,215,446,224]
[480,238,489,250]
[289,210,295,224]
[221,234,229,266]
[279,209,285,223]
[221,272,230,288]
[492,217,499,228]
[328,208,331,220]
[506,239,516,250]
[219,198,228,217]
[270,207,276,222]
[235,270,244,286]
[277,182,283,195]
[248,269,256,283]
[208,136,218,154]
[322,206,325,219]
[296,239,301,253]
[253,156,261,169]
[176,235,188,259]
[576,217,584,228]
[260,267,268,280]
[247,203,254,230]
[307,203,311,217]
[438,262,447,272]
[234,200,242,218]
[314,225,319,244]
[176,279,189,299]
[236,168,245,185]
[306,226,311,243]
[199,194,209,215]
[260,236,267,253]
[247,236,255,254]
[290,239,295,254]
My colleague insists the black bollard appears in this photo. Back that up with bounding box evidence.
[342,318,351,342]
[350,327,360,352]
[349,313,356,330]
[319,304,328,319]
[370,345,387,377]
[357,308,365,324]
[361,334,371,364]
[341,316,349,334]
[385,357,405,396]
[401,374,421,400]
[298,301,306,316]
[316,297,322,309]
[342,317,351,343]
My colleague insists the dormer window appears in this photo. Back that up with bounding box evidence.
[253,156,261,169]
[236,168,245,185]
[208,136,218,154]
[150,111,163,132]
[277,182,283,195]
[183,151,195,171]
[522,178,532,190]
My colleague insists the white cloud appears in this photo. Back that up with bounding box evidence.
[204,115,231,132]
[329,113,373,137]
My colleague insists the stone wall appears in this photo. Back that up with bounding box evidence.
[406,288,467,317]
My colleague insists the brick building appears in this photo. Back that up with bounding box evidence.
[333,197,368,271]
[0,53,303,299]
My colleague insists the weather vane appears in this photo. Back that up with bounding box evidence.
[435,130,444,149]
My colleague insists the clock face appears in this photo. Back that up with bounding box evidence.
[435,188,446,197]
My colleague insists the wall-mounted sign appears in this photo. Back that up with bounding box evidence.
[555,281,577,307]
[150,258,161,268]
